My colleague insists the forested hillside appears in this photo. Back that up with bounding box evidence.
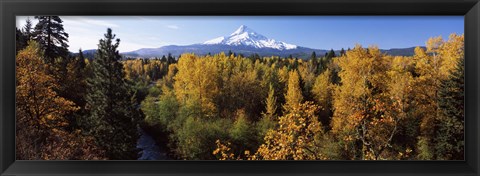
[16,16,464,160]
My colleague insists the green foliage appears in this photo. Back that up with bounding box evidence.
[143,86,179,132]
[16,41,104,160]
[33,16,69,63]
[229,110,252,143]
[16,18,34,53]
[257,84,278,141]
[83,28,142,160]
[417,136,433,160]
[434,58,464,160]
[15,22,465,161]
[173,116,231,159]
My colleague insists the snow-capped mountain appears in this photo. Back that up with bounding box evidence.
[117,25,419,59]
[121,25,323,58]
[203,25,297,50]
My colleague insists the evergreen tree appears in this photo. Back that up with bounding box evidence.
[33,16,69,63]
[310,51,317,60]
[16,28,27,54]
[310,51,319,73]
[77,49,87,69]
[62,49,89,129]
[23,18,33,39]
[83,28,141,159]
[340,48,346,56]
[435,57,464,160]
[161,55,167,62]
[167,53,175,64]
[326,49,336,59]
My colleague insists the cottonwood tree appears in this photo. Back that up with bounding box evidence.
[255,102,326,160]
[16,41,103,160]
[331,46,398,160]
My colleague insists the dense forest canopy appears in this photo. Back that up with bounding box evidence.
[16,16,464,160]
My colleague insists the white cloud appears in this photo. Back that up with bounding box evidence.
[166,25,179,29]
[63,17,120,28]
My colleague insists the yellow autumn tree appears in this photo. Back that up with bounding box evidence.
[312,68,334,124]
[331,45,399,160]
[414,34,464,160]
[16,41,78,130]
[16,41,105,160]
[439,34,464,78]
[283,70,303,111]
[174,53,220,117]
[255,102,326,160]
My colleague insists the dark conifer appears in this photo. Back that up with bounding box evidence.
[83,28,142,159]
[33,16,69,63]
[435,58,464,160]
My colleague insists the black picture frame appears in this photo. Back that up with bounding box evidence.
[1,0,479,176]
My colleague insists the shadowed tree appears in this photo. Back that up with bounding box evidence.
[83,28,142,160]
[33,16,69,63]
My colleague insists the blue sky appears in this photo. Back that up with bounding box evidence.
[16,16,463,52]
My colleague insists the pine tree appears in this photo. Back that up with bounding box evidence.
[326,49,336,59]
[77,49,87,69]
[435,57,464,160]
[16,19,34,53]
[16,28,27,54]
[83,28,141,159]
[33,16,69,63]
[23,18,33,39]
[310,51,317,60]
[340,48,346,56]
[62,49,89,129]
[161,55,167,62]
[167,53,175,64]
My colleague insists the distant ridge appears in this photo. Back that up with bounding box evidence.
[75,25,425,59]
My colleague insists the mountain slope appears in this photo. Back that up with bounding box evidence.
[122,25,324,58]
[203,25,297,50]
[90,25,424,59]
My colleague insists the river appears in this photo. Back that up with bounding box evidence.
[137,127,169,160]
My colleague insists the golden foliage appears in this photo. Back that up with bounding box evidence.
[284,70,303,111]
[16,41,104,160]
[255,102,327,160]
[16,42,78,131]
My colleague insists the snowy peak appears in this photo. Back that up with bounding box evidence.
[230,25,258,36]
[203,25,297,50]
[203,36,225,44]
